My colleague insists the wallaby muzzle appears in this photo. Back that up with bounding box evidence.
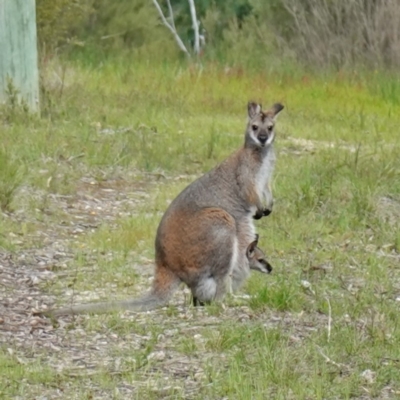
[258,134,268,145]
[264,260,273,273]
[258,128,271,146]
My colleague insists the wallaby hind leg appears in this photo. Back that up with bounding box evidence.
[192,275,229,305]
[196,228,237,304]
[229,219,255,293]
[191,275,217,304]
[214,276,230,301]
[151,262,182,304]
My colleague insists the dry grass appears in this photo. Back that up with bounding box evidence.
[280,0,400,69]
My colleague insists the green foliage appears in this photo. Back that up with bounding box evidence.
[0,348,57,399]
[248,275,305,311]
[36,0,93,51]
[0,78,30,122]
[35,0,400,70]
[80,0,179,59]
[173,0,252,44]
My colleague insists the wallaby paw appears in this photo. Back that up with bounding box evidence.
[253,207,272,219]
[263,208,272,216]
[253,210,264,220]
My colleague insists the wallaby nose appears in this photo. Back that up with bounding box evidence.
[259,135,268,145]
[266,262,272,273]
[262,260,273,273]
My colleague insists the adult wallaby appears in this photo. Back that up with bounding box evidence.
[49,102,283,316]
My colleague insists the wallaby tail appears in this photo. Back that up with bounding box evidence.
[49,264,181,317]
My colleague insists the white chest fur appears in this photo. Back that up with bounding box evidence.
[255,148,275,204]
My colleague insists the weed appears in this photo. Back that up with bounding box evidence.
[0,148,24,211]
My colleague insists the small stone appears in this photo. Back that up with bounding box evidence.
[361,369,376,384]
[301,280,315,295]
[29,317,43,326]
[194,371,206,381]
[157,334,165,342]
[29,275,40,286]
[147,351,166,362]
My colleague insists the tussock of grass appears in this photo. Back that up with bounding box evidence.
[0,148,24,211]
[0,349,57,398]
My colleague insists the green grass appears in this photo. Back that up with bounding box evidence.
[0,348,58,398]
[1,56,400,399]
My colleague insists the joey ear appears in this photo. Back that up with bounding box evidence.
[267,103,284,119]
[248,102,262,119]
[246,240,257,259]
[254,233,259,244]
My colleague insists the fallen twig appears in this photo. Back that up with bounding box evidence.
[316,345,346,370]
[326,296,332,342]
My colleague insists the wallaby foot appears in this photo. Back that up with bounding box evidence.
[192,296,206,307]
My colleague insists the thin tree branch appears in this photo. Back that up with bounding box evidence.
[316,346,346,370]
[166,0,176,31]
[151,0,190,56]
[188,0,200,55]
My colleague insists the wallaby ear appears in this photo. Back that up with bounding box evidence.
[248,102,262,119]
[267,103,284,119]
[246,240,257,259]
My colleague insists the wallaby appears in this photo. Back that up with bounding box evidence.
[198,234,273,306]
[49,102,283,316]
[247,234,272,274]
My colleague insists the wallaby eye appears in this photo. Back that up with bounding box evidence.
[252,124,258,131]
[267,124,274,131]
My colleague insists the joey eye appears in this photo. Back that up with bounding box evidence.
[252,124,258,131]
[267,124,274,131]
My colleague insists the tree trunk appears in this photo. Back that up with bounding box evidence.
[0,0,40,112]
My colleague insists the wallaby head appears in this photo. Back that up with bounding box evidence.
[246,102,284,148]
[247,234,272,274]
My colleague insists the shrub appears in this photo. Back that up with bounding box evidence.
[36,0,93,51]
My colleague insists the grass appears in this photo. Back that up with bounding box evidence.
[0,148,24,211]
[1,56,400,399]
